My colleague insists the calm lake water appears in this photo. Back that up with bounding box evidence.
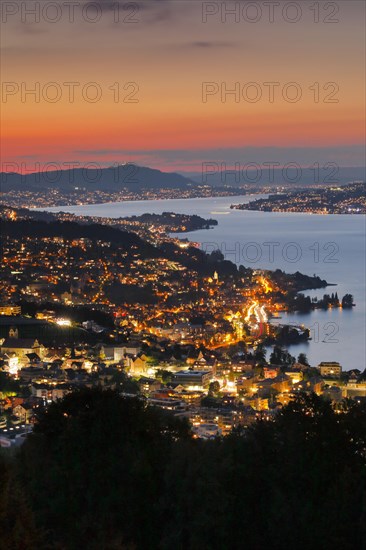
[45,196,366,371]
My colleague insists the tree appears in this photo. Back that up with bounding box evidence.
[270,345,283,365]
[145,355,159,366]
[209,249,224,262]
[156,369,173,383]
[110,368,140,394]
[0,372,21,397]
[297,352,309,366]
[0,453,40,549]
[19,388,190,549]
[254,344,266,364]
[208,381,220,396]
[342,294,354,308]
[270,346,295,367]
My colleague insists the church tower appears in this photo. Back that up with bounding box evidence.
[9,326,19,339]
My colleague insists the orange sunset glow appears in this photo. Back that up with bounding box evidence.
[1,1,365,170]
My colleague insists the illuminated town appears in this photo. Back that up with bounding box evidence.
[232,182,366,214]
[0,205,361,443]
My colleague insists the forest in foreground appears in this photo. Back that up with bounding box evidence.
[1,388,366,550]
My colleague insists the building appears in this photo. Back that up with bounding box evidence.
[271,374,292,394]
[318,362,342,378]
[0,337,45,359]
[192,423,222,439]
[342,381,366,398]
[173,370,212,389]
[128,355,149,376]
[100,344,141,363]
[19,366,47,382]
[31,382,71,402]
[138,377,161,394]
[236,373,259,394]
[263,366,280,379]
[0,305,21,316]
[284,368,303,384]
[147,396,188,416]
[13,403,34,423]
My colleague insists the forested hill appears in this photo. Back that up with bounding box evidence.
[1,388,365,549]
[1,218,334,287]
[0,218,239,277]
[1,219,158,256]
[0,165,193,192]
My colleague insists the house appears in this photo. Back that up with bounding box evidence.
[61,358,94,372]
[1,397,24,412]
[271,374,292,393]
[247,395,269,411]
[284,368,303,383]
[192,352,217,375]
[236,373,258,394]
[0,305,21,316]
[192,423,222,439]
[138,377,161,394]
[13,403,34,423]
[231,361,255,374]
[128,354,149,376]
[31,382,71,402]
[343,380,366,398]
[19,366,47,382]
[169,387,202,405]
[277,392,296,407]
[318,362,342,378]
[263,366,280,379]
[25,352,42,365]
[296,377,324,395]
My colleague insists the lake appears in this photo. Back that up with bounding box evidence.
[45,196,366,371]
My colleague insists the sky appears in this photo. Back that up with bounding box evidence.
[1,0,365,173]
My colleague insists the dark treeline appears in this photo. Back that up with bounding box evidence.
[1,388,366,550]
[287,292,355,312]
[1,219,157,256]
[124,212,218,231]
[271,269,328,292]
[0,219,237,278]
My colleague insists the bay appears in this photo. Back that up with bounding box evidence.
[44,196,366,371]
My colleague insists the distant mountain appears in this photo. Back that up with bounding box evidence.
[183,166,366,187]
[2,164,364,194]
[0,165,194,192]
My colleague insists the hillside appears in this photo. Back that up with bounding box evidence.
[0,165,193,192]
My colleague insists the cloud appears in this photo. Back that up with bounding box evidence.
[18,22,48,35]
[189,41,235,49]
